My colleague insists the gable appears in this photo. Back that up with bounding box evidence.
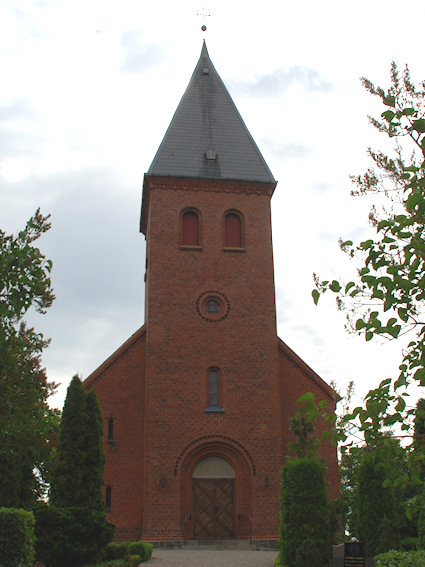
[84,325,146,389]
[278,336,337,402]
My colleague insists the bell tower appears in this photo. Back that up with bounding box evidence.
[140,42,284,540]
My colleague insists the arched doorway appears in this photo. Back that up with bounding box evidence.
[192,457,236,539]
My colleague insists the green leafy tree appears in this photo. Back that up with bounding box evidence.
[0,210,58,508]
[313,63,425,412]
[312,63,425,554]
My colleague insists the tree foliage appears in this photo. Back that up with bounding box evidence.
[0,507,35,567]
[84,390,106,512]
[280,457,332,567]
[313,63,425,398]
[312,65,425,552]
[0,209,54,330]
[50,376,89,507]
[279,395,333,567]
[0,210,58,507]
[42,376,113,566]
[50,376,106,510]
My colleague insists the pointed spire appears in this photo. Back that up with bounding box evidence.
[147,41,275,183]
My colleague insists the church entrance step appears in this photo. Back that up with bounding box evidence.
[182,539,253,550]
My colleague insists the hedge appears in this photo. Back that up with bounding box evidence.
[0,507,35,567]
[34,504,114,567]
[375,549,425,566]
[102,542,153,562]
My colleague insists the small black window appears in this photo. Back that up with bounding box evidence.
[107,418,114,443]
[106,486,112,512]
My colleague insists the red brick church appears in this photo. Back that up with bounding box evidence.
[84,42,339,543]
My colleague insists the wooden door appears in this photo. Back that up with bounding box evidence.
[193,479,236,539]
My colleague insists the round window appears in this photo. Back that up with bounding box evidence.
[196,291,230,322]
[205,299,220,314]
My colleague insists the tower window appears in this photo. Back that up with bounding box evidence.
[106,486,112,512]
[181,210,200,246]
[206,368,224,413]
[224,211,243,248]
[205,299,220,314]
[209,369,219,407]
[107,418,114,444]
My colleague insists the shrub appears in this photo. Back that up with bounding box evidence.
[357,447,401,556]
[0,507,35,567]
[295,536,319,567]
[279,456,331,567]
[375,549,425,566]
[400,537,418,551]
[103,542,153,562]
[34,504,114,567]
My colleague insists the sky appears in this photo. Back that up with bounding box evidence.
[1,0,425,410]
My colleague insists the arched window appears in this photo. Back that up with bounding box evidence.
[206,368,224,412]
[224,212,242,248]
[181,210,200,246]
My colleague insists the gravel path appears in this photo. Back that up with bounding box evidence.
[148,549,278,567]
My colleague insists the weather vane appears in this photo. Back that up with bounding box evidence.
[197,7,210,32]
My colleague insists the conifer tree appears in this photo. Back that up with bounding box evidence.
[84,389,105,511]
[50,375,87,507]
[36,377,113,567]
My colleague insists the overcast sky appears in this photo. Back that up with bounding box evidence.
[2,0,425,409]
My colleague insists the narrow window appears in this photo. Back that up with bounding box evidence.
[225,212,242,248]
[105,486,112,512]
[181,210,199,246]
[209,369,219,408]
[205,368,224,413]
[107,418,114,443]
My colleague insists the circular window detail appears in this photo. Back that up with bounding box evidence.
[196,291,230,322]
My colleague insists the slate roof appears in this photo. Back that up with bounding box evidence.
[146,41,275,183]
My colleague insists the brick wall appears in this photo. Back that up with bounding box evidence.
[84,176,339,542]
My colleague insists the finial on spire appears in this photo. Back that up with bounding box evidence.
[197,7,210,32]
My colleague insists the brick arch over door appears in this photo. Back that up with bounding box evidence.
[178,439,254,540]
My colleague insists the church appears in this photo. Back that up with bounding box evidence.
[84,41,339,543]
